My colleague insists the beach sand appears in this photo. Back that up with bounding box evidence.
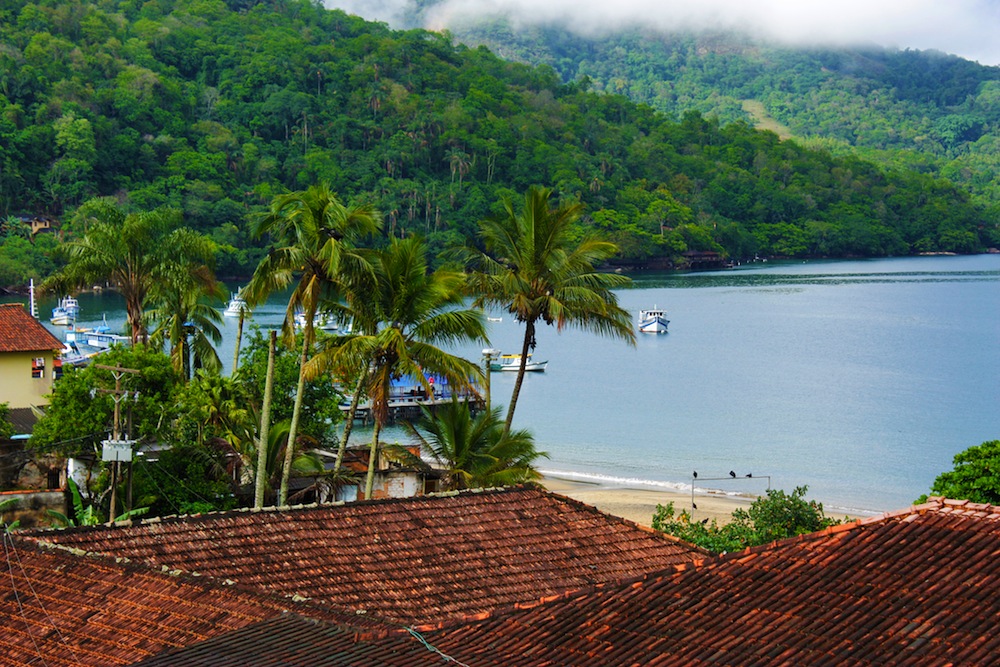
[541,475,862,528]
[541,475,754,528]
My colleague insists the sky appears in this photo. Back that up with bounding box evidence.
[323,0,1000,67]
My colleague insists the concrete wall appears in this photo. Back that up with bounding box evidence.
[0,351,55,409]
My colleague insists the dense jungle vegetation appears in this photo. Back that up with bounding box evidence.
[433,11,1000,207]
[0,0,996,287]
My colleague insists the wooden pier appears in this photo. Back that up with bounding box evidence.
[340,394,484,425]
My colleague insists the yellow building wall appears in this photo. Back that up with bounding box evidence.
[0,351,55,409]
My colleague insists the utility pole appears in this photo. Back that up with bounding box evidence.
[95,363,140,523]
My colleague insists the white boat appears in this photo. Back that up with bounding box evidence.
[487,316,503,323]
[490,353,548,372]
[638,307,669,334]
[70,316,129,349]
[294,311,339,331]
[223,290,250,317]
[50,296,80,325]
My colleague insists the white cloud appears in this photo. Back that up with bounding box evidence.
[322,0,1000,66]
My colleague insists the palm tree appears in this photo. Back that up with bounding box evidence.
[468,186,636,431]
[243,183,380,506]
[147,257,226,379]
[306,236,488,499]
[404,400,546,491]
[44,198,217,345]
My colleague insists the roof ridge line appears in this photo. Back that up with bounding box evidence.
[24,485,532,534]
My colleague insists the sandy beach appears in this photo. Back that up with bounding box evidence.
[541,475,863,528]
[541,475,755,527]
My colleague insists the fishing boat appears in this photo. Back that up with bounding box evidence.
[638,307,669,334]
[223,290,250,317]
[490,353,548,372]
[50,296,80,325]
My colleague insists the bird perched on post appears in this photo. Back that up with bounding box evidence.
[692,471,697,479]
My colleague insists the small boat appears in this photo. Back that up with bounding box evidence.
[58,338,96,369]
[487,316,503,323]
[223,290,250,317]
[294,311,339,331]
[70,315,129,349]
[490,353,548,372]
[50,296,80,325]
[638,307,669,334]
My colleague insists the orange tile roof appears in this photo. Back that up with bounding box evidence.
[414,498,1000,665]
[26,486,702,625]
[0,303,63,353]
[0,537,423,666]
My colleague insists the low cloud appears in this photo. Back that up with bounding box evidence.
[322,0,1000,66]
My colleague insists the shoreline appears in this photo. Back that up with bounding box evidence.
[540,474,865,528]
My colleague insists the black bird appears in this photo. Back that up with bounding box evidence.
[692,471,698,479]
[701,518,710,525]
[692,502,698,509]
[745,473,753,478]
[729,470,736,478]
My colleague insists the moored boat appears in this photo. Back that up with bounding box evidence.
[223,290,250,317]
[638,307,669,334]
[50,296,80,325]
[490,353,548,372]
[295,310,339,331]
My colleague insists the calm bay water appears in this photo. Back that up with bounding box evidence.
[30,254,1000,515]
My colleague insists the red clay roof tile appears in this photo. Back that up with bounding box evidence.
[0,538,421,666]
[414,498,1000,665]
[25,486,701,625]
[0,303,63,353]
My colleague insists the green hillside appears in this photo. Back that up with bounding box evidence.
[434,17,1000,207]
[0,0,995,286]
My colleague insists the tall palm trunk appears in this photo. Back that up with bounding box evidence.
[254,330,277,508]
[365,421,381,499]
[505,319,535,432]
[279,327,311,505]
[232,309,245,374]
[334,372,367,474]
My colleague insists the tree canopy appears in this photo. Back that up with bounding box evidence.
[918,440,1000,505]
[0,0,995,288]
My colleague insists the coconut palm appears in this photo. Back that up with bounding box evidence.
[44,198,217,345]
[243,183,380,505]
[147,260,226,379]
[306,236,488,499]
[468,186,635,431]
[404,400,546,491]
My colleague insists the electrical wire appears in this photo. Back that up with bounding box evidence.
[3,532,85,667]
[405,626,472,666]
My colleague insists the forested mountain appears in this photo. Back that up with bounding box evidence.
[0,0,995,286]
[430,13,1000,207]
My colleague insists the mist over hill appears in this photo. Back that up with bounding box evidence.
[0,0,996,288]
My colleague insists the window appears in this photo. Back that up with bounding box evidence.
[31,357,45,379]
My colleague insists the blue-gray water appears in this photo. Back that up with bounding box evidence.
[30,254,1000,515]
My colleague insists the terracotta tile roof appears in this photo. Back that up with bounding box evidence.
[0,537,419,666]
[412,498,1000,665]
[25,486,702,625]
[0,303,63,353]
[131,615,446,667]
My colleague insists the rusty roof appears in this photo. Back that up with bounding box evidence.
[414,498,1000,665]
[0,303,63,353]
[26,486,702,625]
